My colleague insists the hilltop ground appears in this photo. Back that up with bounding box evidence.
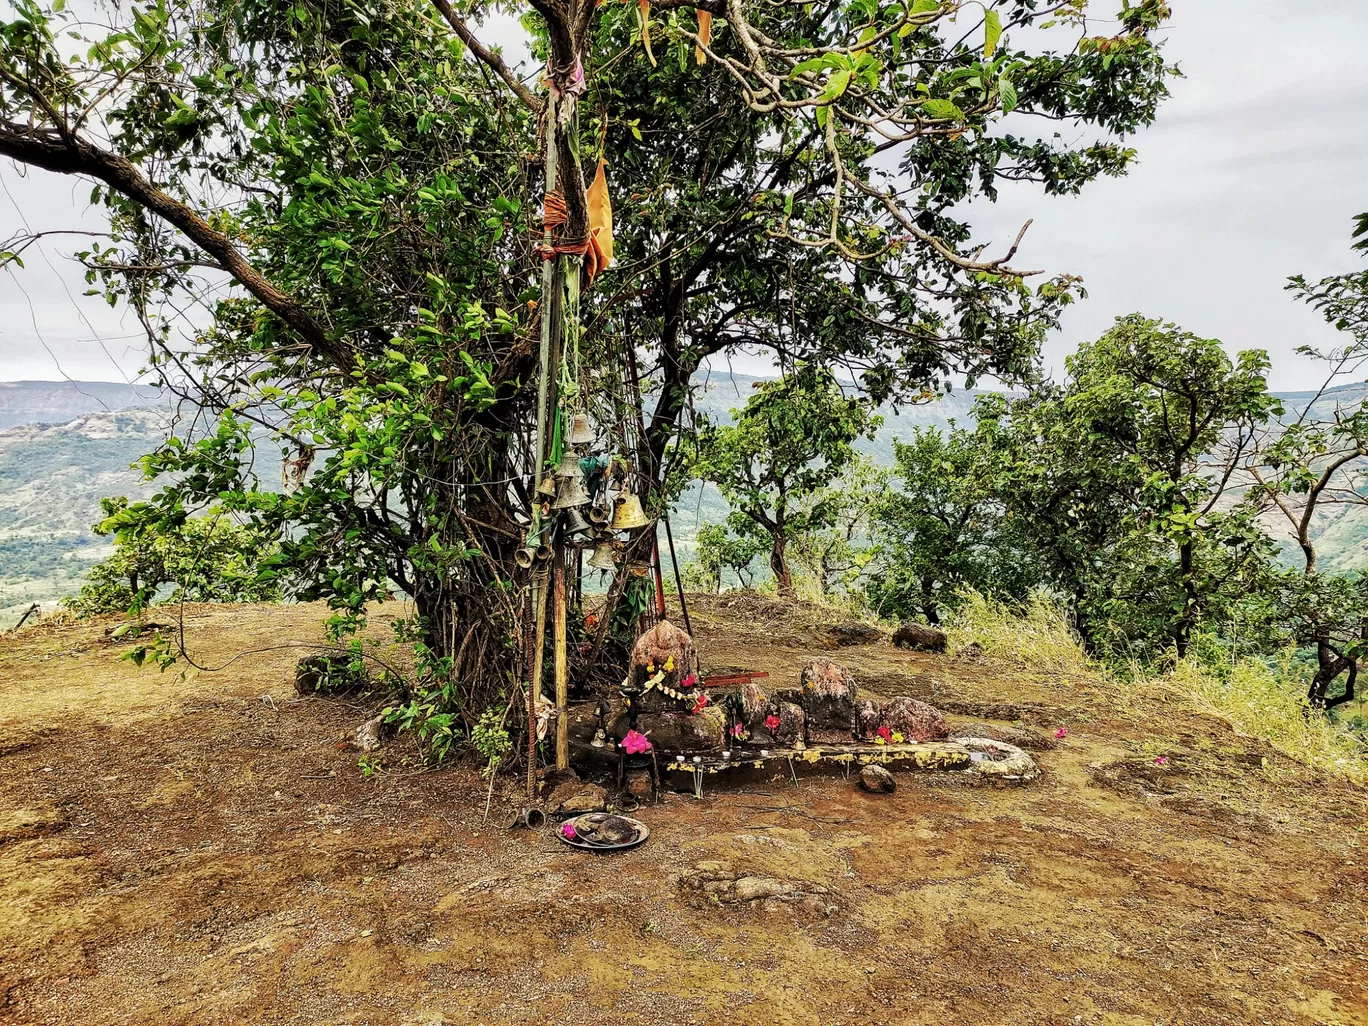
[1,596,1366,1026]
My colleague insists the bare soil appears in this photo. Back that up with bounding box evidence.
[1,597,1366,1026]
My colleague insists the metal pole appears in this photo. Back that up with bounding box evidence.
[662,513,692,636]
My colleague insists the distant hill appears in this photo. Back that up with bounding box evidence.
[0,380,166,430]
[1,376,1366,621]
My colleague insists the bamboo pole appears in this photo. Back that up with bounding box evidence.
[553,535,569,771]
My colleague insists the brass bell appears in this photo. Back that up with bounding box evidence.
[536,474,557,498]
[554,448,582,479]
[552,473,591,509]
[587,502,611,525]
[514,547,535,569]
[611,491,651,530]
[536,543,553,562]
[588,540,617,571]
[568,412,596,446]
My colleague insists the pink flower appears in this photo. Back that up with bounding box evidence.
[690,692,709,715]
[621,729,652,755]
[729,722,745,738]
[764,714,781,734]
[876,725,892,743]
[1154,755,1168,766]
[681,672,698,689]
[1054,727,1068,739]
[561,822,577,839]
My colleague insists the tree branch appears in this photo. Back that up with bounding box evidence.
[430,0,543,112]
[0,124,352,373]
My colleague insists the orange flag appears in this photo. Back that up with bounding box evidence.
[695,9,711,64]
[639,0,656,66]
[585,159,614,281]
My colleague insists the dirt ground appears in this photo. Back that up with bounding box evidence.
[1,596,1366,1026]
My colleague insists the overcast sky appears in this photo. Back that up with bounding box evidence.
[1,0,1365,389]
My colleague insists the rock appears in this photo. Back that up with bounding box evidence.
[764,700,806,746]
[629,620,701,713]
[880,696,949,742]
[858,764,896,793]
[854,698,882,740]
[956,722,1056,751]
[820,621,884,647]
[799,657,856,735]
[610,705,727,752]
[732,876,792,902]
[295,654,367,696]
[891,623,948,652]
[957,736,1039,781]
[354,714,392,752]
[556,785,609,817]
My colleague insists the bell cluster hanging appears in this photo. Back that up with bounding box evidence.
[540,403,654,568]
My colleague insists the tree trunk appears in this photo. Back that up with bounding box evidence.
[1175,537,1195,660]
[770,533,793,598]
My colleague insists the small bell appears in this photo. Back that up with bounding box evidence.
[514,547,535,569]
[568,412,595,446]
[587,502,611,525]
[611,490,651,530]
[554,448,582,479]
[588,540,617,571]
[536,474,557,498]
[535,543,553,562]
[552,473,591,509]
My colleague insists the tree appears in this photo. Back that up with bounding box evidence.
[0,0,1177,737]
[695,367,877,596]
[867,426,1034,623]
[1245,214,1368,708]
[66,497,281,616]
[979,315,1279,658]
[789,456,887,599]
[692,521,768,592]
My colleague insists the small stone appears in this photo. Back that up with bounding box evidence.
[858,764,897,794]
[354,715,391,752]
[880,696,949,742]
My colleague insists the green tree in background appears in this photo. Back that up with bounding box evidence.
[789,457,887,599]
[978,315,1279,658]
[868,426,1035,623]
[696,368,878,597]
[66,497,281,616]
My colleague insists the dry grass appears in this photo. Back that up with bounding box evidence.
[1170,655,1368,785]
[946,590,1368,785]
[944,591,1093,678]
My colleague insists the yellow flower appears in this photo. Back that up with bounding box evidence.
[891,731,905,744]
[873,736,887,746]
[664,655,675,672]
[646,662,655,672]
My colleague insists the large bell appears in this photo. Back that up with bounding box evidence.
[588,540,617,571]
[611,491,651,530]
[568,412,596,446]
[554,448,582,479]
[553,473,591,509]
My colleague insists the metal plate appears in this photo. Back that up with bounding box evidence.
[557,813,651,853]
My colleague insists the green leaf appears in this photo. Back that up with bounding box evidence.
[983,9,1001,57]
[921,98,964,120]
[999,77,1017,114]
